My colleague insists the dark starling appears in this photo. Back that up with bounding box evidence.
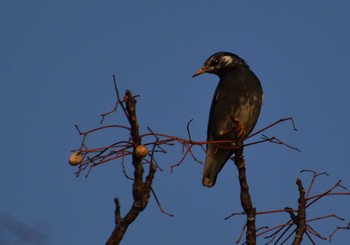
[193,52,263,187]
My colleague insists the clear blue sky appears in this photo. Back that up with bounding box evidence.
[1,1,350,244]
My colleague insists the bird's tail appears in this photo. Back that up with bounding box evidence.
[202,144,232,187]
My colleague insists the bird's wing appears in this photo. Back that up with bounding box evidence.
[207,78,242,141]
[203,80,239,187]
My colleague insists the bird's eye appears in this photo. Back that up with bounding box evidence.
[213,63,221,69]
[211,60,219,67]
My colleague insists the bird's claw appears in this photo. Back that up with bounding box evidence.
[231,117,245,140]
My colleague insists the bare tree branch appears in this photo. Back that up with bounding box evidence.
[106,90,157,244]
[231,118,256,245]
[70,77,350,245]
[292,178,306,245]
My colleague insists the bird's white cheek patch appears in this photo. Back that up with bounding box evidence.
[222,55,233,65]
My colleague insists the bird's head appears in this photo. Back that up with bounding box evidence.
[192,51,248,77]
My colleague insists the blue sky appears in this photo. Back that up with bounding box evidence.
[1,1,350,244]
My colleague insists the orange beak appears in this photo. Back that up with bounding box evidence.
[192,67,207,77]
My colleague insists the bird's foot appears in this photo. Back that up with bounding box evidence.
[231,117,245,140]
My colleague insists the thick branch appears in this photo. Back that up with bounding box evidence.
[106,90,156,245]
[292,178,306,245]
[233,142,256,245]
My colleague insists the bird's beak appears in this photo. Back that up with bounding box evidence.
[192,67,207,77]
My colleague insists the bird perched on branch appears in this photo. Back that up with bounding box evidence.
[193,52,263,187]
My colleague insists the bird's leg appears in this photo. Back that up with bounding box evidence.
[231,116,245,140]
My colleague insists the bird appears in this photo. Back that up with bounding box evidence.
[192,51,263,187]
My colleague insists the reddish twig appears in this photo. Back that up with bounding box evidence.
[150,187,174,217]
[235,223,247,244]
[329,222,350,242]
[300,170,329,198]
[246,117,298,139]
